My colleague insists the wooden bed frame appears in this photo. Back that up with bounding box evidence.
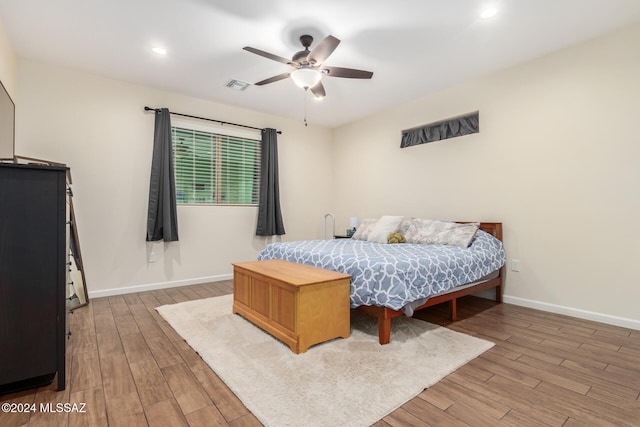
[355,222,504,345]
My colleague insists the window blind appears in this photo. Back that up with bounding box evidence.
[172,126,261,205]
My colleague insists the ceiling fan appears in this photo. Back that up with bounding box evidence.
[243,35,373,99]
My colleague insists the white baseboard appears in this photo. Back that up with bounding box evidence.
[87,274,233,299]
[503,295,640,331]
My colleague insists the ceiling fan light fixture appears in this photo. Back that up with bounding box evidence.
[290,68,322,89]
[480,6,498,19]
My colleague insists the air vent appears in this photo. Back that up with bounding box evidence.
[225,79,250,91]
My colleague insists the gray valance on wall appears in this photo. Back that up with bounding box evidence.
[400,111,479,148]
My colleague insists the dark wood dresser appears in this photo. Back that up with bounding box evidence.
[0,163,67,393]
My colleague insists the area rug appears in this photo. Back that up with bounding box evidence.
[156,295,493,427]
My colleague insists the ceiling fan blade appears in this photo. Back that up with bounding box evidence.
[254,72,291,86]
[310,81,326,98]
[322,66,373,79]
[307,35,340,65]
[243,46,292,65]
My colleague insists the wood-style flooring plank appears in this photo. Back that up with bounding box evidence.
[128,359,174,407]
[123,293,143,306]
[163,288,190,304]
[145,398,189,427]
[70,329,98,356]
[95,330,124,359]
[417,387,455,411]
[145,335,183,368]
[227,412,262,427]
[394,400,466,427]
[173,286,202,301]
[0,390,34,427]
[69,351,102,393]
[108,296,131,317]
[134,316,165,341]
[184,405,230,427]
[189,284,217,299]
[189,360,250,423]
[68,386,108,427]
[530,356,639,399]
[382,406,433,427]
[447,371,568,426]
[444,400,504,427]
[29,382,70,427]
[104,391,147,427]
[151,290,176,306]
[161,363,213,415]
[488,375,619,427]
[120,332,155,363]
[535,380,640,426]
[100,353,138,399]
[114,313,141,336]
[138,292,163,309]
[481,351,591,394]
[431,377,510,420]
[499,408,555,427]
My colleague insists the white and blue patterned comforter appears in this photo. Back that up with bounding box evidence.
[258,230,505,311]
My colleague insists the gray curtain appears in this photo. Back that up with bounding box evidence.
[401,112,479,148]
[256,128,285,236]
[146,108,179,242]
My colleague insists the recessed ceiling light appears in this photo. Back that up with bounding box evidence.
[152,47,167,55]
[480,7,498,19]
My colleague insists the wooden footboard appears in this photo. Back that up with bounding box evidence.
[355,222,504,345]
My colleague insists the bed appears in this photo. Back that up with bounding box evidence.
[258,221,505,344]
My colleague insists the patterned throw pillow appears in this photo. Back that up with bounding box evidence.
[404,219,480,248]
[351,219,378,241]
[367,215,405,244]
[398,217,413,235]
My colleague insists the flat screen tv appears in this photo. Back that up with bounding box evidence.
[0,79,15,160]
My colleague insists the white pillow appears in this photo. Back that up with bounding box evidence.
[351,218,378,241]
[367,215,405,244]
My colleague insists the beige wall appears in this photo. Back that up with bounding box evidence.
[0,16,15,97]
[15,59,334,295]
[333,23,640,326]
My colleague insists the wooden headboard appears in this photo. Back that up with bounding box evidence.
[479,222,503,241]
[457,221,503,241]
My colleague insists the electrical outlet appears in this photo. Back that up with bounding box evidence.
[148,251,156,263]
[511,259,520,272]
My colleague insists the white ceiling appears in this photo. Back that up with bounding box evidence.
[1,0,640,127]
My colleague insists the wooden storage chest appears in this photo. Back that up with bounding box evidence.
[232,259,351,353]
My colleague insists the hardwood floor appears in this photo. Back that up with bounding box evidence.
[1,281,639,426]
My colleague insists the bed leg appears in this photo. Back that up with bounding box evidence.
[378,317,391,345]
[496,284,503,303]
[449,298,457,321]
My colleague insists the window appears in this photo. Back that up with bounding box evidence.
[172,121,261,205]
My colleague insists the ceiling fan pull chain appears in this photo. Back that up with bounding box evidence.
[304,90,308,127]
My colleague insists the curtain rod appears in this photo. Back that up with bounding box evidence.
[144,106,282,134]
